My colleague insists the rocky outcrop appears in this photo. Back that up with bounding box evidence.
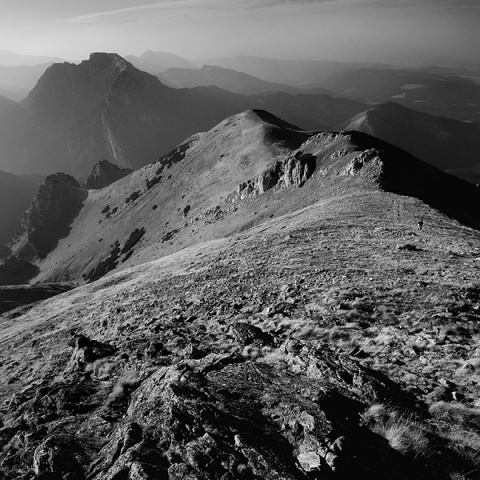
[342,148,383,176]
[235,151,316,200]
[0,333,454,480]
[14,173,88,260]
[83,159,133,189]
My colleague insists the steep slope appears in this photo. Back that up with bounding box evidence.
[1,165,479,478]
[159,65,333,96]
[84,159,133,189]
[20,53,165,176]
[10,174,88,263]
[1,52,366,177]
[447,162,480,186]
[6,110,478,288]
[0,170,43,244]
[126,50,197,74]
[345,102,480,171]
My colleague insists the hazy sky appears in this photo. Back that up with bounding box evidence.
[1,0,479,66]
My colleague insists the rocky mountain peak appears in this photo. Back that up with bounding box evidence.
[84,159,133,190]
[24,52,161,113]
[42,172,80,189]
[13,173,87,261]
[87,51,128,69]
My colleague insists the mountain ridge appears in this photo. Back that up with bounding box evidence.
[159,64,334,96]
[0,52,366,177]
[346,101,480,172]
[3,109,479,288]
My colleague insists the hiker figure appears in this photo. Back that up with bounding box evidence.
[418,218,424,231]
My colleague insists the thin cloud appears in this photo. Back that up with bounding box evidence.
[61,0,343,24]
[62,1,192,24]
[61,0,480,24]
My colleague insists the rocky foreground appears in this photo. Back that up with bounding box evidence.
[0,189,479,479]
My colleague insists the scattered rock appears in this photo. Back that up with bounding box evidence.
[396,243,422,252]
[67,334,117,371]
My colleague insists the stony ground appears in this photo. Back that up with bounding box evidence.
[0,190,479,479]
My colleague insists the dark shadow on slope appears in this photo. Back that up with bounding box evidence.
[16,174,89,261]
[29,187,89,259]
[0,257,39,286]
[252,109,303,130]
[347,131,480,231]
[0,283,74,315]
[252,109,314,150]
[0,175,88,286]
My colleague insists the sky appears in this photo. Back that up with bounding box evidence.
[0,0,479,67]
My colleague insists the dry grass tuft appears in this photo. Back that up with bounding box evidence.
[106,369,143,405]
[429,401,480,471]
[85,357,122,379]
[363,402,480,478]
[362,404,432,459]
[430,402,480,431]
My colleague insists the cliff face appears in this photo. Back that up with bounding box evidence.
[19,53,166,176]
[83,159,133,189]
[234,152,317,200]
[14,173,87,261]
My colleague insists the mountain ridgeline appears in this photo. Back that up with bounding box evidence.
[0,53,366,178]
[346,102,480,172]
[2,110,479,288]
[83,160,133,190]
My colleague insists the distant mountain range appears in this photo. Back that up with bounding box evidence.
[0,51,478,184]
[195,55,375,87]
[159,65,334,96]
[320,67,480,123]
[0,50,63,67]
[125,50,198,74]
[196,55,480,123]
[0,63,53,101]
